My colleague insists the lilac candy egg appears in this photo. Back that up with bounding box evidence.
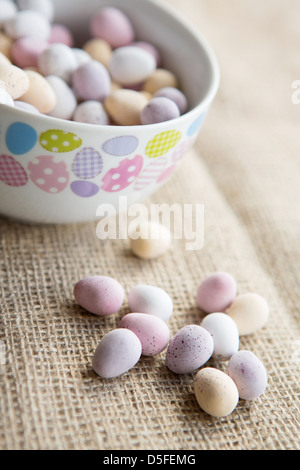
[73,101,109,126]
[72,60,111,101]
[227,350,268,400]
[154,87,188,115]
[201,312,239,361]
[74,275,124,316]
[197,272,237,314]
[140,97,180,125]
[119,313,170,356]
[128,284,173,322]
[92,329,142,379]
[109,46,156,86]
[166,325,214,374]
[90,7,135,48]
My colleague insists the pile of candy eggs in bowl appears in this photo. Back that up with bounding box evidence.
[0,0,219,224]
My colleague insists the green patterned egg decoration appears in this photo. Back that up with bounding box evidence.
[39,129,82,153]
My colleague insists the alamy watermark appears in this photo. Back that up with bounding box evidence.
[96,196,205,251]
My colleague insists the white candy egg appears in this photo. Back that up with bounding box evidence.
[201,312,239,361]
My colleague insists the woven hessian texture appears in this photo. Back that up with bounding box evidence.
[1,0,300,450]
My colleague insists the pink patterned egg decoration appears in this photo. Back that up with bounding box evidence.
[102,155,143,192]
[28,155,69,194]
[0,155,28,187]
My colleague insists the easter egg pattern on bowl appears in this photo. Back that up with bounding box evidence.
[0,0,219,224]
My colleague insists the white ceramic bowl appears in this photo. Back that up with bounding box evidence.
[0,0,219,224]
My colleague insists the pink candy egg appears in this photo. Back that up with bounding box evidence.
[72,60,111,102]
[11,36,48,69]
[119,313,170,356]
[90,7,135,48]
[92,329,142,379]
[196,272,237,314]
[48,23,74,47]
[166,325,214,374]
[74,275,124,316]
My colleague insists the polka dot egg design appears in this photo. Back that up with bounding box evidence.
[39,129,82,153]
[28,155,69,193]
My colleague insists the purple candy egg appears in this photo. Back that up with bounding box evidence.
[140,97,180,125]
[72,60,111,101]
[154,87,188,114]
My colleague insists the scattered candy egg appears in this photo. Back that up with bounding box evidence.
[102,135,138,156]
[39,129,82,153]
[0,87,14,106]
[102,154,143,192]
[90,7,135,48]
[109,46,156,86]
[196,272,238,314]
[128,220,171,260]
[48,23,74,47]
[18,70,56,114]
[119,313,170,356]
[105,89,148,126]
[92,328,142,379]
[0,154,28,187]
[46,75,77,120]
[154,87,188,115]
[73,100,109,126]
[72,147,103,180]
[0,0,17,25]
[11,36,48,69]
[140,97,180,125]
[83,38,112,68]
[70,180,100,198]
[14,100,39,113]
[194,367,239,418]
[227,350,268,400]
[72,60,111,102]
[38,43,78,83]
[128,284,173,322]
[4,10,51,41]
[166,325,214,374]
[0,62,29,99]
[143,68,179,95]
[74,275,124,316]
[28,155,69,194]
[225,293,269,336]
[201,312,239,361]
[16,0,55,22]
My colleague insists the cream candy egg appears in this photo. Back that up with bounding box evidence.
[4,10,51,41]
[83,38,112,68]
[225,293,269,336]
[143,68,179,95]
[0,62,29,99]
[72,60,111,102]
[197,271,238,314]
[90,7,135,48]
[128,220,172,260]
[38,44,78,83]
[109,46,156,86]
[46,75,77,120]
[73,100,109,125]
[128,284,173,322]
[194,367,239,418]
[0,37,13,61]
[119,313,170,356]
[105,89,148,126]
[227,350,268,400]
[166,325,214,374]
[19,70,56,114]
[92,329,142,379]
[74,275,124,316]
[201,312,239,361]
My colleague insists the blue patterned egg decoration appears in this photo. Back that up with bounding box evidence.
[72,147,103,180]
[102,136,139,156]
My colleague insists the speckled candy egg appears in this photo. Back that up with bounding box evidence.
[201,312,239,361]
[38,43,78,83]
[73,100,109,126]
[225,293,269,336]
[72,60,111,102]
[119,313,170,356]
[0,62,29,99]
[92,328,142,379]
[194,367,239,418]
[166,325,214,374]
[140,97,180,125]
[227,350,268,400]
[128,284,173,322]
[197,272,237,314]
[90,7,135,48]
[109,46,156,86]
[74,275,124,316]
[154,87,188,115]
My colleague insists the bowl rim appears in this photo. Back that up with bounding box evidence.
[0,0,220,133]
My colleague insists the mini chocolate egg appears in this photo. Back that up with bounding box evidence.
[225,293,269,336]
[11,36,48,69]
[72,60,111,102]
[0,0,17,26]
[0,154,27,187]
[83,38,112,68]
[38,43,78,83]
[48,23,74,47]
[166,325,214,374]
[72,147,103,180]
[46,75,77,120]
[0,62,29,99]
[143,68,179,95]
[28,155,69,194]
[154,87,188,115]
[39,129,82,153]
[197,272,238,314]
[194,367,239,418]
[73,101,109,126]
[16,0,55,22]
[105,89,149,126]
[18,70,56,114]
[201,312,239,361]
[74,275,124,316]
[4,10,51,41]
[140,97,180,125]
[0,87,14,106]
[128,284,173,322]
[90,7,135,48]
[14,100,39,113]
[227,350,268,400]
[132,41,161,66]
[92,329,142,379]
[109,46,156,86]
[128,220,171,260]
[0,42,12,63]
[119,313,170,356]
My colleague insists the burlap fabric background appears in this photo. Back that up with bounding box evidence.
[0,0,299,450]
